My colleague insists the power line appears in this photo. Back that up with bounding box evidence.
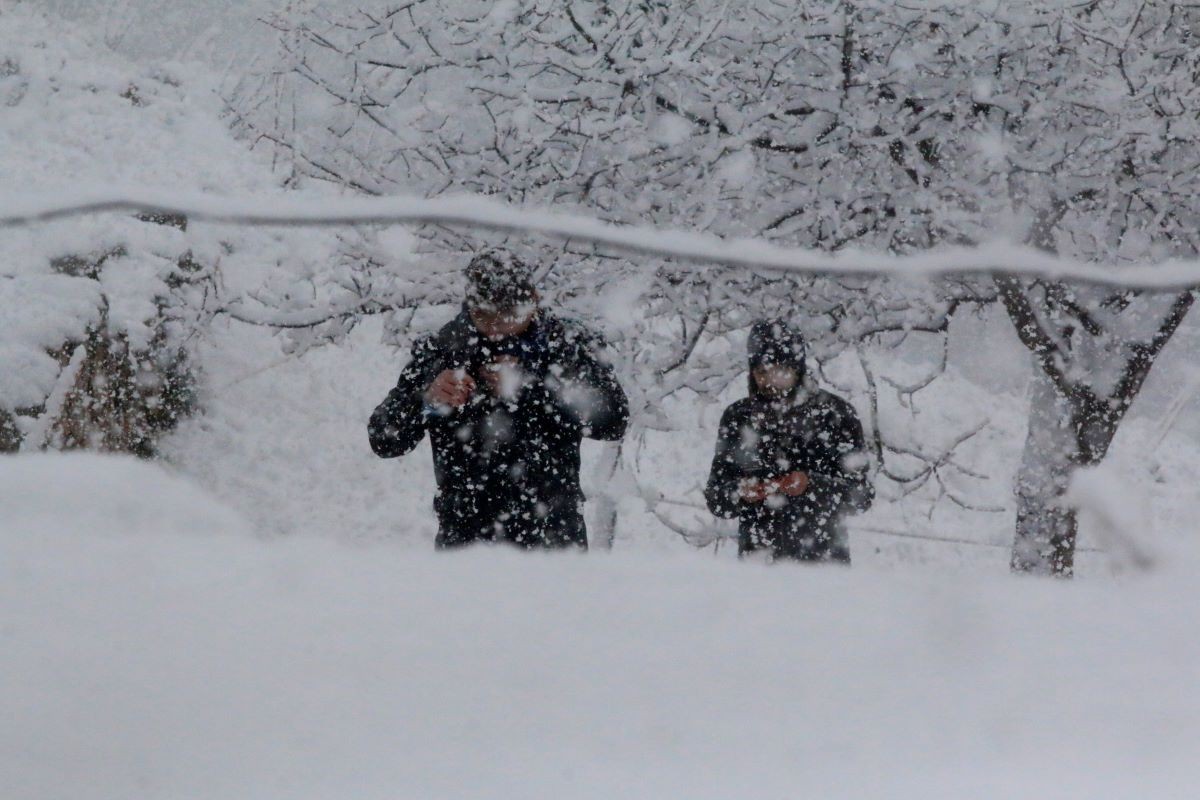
[3,187,1200,290]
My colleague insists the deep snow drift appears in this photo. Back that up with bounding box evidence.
[3,453,1198,799]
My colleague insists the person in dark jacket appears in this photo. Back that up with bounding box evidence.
[369,250,628,550]
[705,320,873,563]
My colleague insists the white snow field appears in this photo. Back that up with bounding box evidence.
[2,453,1198,800]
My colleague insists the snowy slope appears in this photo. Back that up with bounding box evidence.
[2,454,1198,799]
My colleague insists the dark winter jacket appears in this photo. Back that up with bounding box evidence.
[705,322,873,562]
[369,308,628,549]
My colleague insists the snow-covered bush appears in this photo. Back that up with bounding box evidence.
[0,6,343,455]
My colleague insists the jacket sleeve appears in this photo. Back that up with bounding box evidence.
[543,327,629,441]
[807,401,874,515]
[704,405,745,519]
[368,337,442,458]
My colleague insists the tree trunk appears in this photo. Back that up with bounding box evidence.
[1011,365,1081,576]
[1012,363,1122,577]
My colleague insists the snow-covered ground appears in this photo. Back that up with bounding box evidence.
[3,453,1198,799]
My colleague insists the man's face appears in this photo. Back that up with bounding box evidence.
[752,364,798,398]
[468,302,537,341]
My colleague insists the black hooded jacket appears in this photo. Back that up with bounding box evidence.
[369,309,628,549]
[705,322,874,562]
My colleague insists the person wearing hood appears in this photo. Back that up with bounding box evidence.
[368,249,629,550]
[705,320,874,563]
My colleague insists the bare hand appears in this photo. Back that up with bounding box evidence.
[776,471,810,497]
[425,368,476,409]
[739,479,770,504]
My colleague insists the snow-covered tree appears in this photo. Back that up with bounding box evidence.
[229,0,1000,540]
[970,1,1200,575]
[226,0,1200,565]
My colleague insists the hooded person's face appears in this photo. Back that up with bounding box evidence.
[468,300,537,341]
[752,364,799,399]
